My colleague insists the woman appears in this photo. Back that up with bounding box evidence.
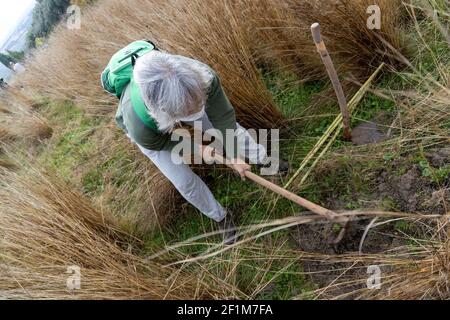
[114,50,287,244]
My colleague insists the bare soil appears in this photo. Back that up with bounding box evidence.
[291,143,449,294]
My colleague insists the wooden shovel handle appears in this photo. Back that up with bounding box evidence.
[244,170,338,220]
[311,23,352,140]
[212,153,338,220]
[175,129,339,220]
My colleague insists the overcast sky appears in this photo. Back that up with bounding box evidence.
[0,0,36,45]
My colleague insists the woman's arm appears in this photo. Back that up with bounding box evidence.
[205,72,239,158]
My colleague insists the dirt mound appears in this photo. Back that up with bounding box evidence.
[377,157,449,214]
[426,147,450,168]
[351,121,387,146]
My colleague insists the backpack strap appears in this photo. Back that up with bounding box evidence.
[130,78,159,132]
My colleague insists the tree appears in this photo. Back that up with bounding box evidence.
[70,0,96,6]
[6,50,25,62]
[0,53,17,70]
[28,0,71,47]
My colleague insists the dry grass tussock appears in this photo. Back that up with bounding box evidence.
[88,128,179,236]
[17,0,283,129]
[0,159,220,299]
[0,109,51,144]
[250,0,408,81]
[0,93,52,146]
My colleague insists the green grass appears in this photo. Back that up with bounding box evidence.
[82,144,137,195]
[415,147,450,185]
[353,92,396,123]
[37,101,99,182]
[35,101,142,198]
[265,72,327,118]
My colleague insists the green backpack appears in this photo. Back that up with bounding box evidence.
[101,40,159,131]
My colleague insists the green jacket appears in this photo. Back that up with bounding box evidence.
[115,71,237,152]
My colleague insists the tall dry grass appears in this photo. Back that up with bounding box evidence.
[153,0,285,129]
[0,92,52,147]
[0,108,51,144]
[89,129,179,236]
[17,0,408,115]
[0,160,219,299]
[251,0,408,81]
[17,0,284,129]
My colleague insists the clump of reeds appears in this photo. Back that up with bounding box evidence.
[251,0,407,80]
[0,161,216,299]
[0,99,52,144]
[88,130,179,236]
[155,0,284,128]
[0,113,52,142]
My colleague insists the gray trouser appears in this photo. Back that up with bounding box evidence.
[134,118,267,222]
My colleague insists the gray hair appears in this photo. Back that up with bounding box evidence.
[133,51,213,132]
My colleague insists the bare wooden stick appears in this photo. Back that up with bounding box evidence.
[311,22,351,140]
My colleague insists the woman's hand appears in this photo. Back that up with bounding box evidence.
[230,159,251,181]
[199,145,216,163]
[199,145,250,180]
